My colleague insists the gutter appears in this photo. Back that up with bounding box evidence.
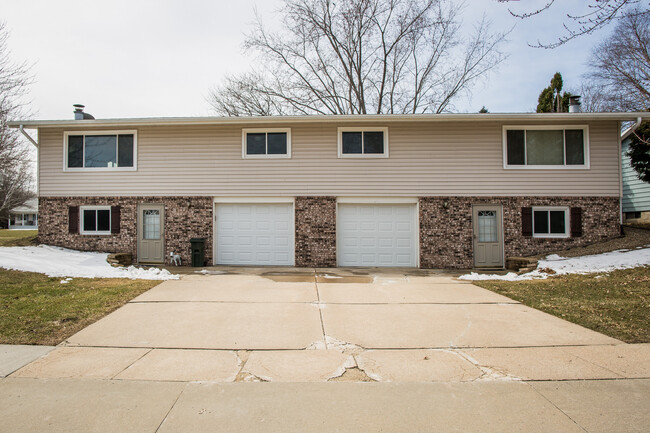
[621,116,643,140]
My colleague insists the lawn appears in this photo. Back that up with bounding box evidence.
[474,266,650,343]
[0,229,38,246]
[0,268,160,345]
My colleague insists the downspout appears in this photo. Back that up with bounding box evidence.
[621,117,642,140]
[619,117,643,228]
[18,125,39,197]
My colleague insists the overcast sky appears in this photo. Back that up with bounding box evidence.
[2,0,614,120]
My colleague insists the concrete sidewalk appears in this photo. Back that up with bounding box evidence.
[0,378,648,432]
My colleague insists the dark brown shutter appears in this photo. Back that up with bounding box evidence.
[111,205,121,234]
[522,207,532,237]
[570,207,582,237]
[69,206,79,234]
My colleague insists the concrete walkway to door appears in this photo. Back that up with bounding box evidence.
[9,267,649,383]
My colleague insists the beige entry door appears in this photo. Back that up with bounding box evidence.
[472,205,503,268]
[138,204,164,264]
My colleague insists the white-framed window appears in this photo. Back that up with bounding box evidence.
[338,127,389,158]
[64,130,137,171]
[532,206,569,238]
[242,128,291,158]
[80,206,111,235]
[503,125,589,169]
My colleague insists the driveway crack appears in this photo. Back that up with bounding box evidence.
[314,268,327,349]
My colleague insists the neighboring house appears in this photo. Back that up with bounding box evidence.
[8,110,649,268]
[621,137,650,223]
[8,198,38,230]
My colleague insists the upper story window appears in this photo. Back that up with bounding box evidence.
[503,126,589,169]
[242,128,291,158]
[338,127,389,158]
[64,130,137,171]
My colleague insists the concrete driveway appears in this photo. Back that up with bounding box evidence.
[9,267,646,383]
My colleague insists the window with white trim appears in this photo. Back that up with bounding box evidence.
[532,207,569,238]
[80,206,111,235]
[504,126,588,168]
[242,129,291,158]
[64,131,137,170]
[338,127,389,158]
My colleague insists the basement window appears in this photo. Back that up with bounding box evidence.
[532,207,569,238]
[80,206,111,235]
[503,126,588,169]
[64,131,137,171]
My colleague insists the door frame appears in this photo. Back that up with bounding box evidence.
[335,197,420,268]
[472,204,504,268]
[212,197,296,266]
[137,203,165,264]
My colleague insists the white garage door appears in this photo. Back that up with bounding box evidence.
[215,203,294,265]
[338,203,417,267]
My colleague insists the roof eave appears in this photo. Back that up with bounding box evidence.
[8,112,650,129]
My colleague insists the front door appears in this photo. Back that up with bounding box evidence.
[472,205,503,268]
[138,204,164,264]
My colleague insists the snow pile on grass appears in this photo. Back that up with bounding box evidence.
[459,247,650,281]
[0,245,178,280]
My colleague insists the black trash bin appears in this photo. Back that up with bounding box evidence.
[190,237,206,267]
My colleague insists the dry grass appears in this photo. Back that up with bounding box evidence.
[474,266,650,343]
[0,269,160,345]
[0,229,38,246]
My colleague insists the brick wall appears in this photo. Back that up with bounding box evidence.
[295,197,337,267]
[38,196,213,266]
[39,195,619,269]
[419,196,620,269]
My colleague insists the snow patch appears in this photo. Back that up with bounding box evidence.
[458,247,650,281]
[0,245,178,280]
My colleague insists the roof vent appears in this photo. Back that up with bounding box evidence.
[73,104,95,120]
[568,96,582,113]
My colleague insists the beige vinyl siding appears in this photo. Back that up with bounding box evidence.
[37,120,621,197]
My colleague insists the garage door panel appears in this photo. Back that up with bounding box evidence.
[338,204,417,267]
[216,203,294,266]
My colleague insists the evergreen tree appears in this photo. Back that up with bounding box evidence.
[536,72,572,112]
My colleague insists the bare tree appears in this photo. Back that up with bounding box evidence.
[210,0,508,116]
[0,22,34,227]
[583,11,650,112]
[498,0,649,48]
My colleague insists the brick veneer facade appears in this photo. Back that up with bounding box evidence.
[295,197,337,267]
[38,196,213,266]
[419,196,620,268]
[39,195,619,269]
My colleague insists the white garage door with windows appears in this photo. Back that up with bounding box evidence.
[338,202,418,267]
[215,201,294,266]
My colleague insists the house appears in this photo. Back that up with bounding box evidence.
[621,133,650,224]
[9,109,649,268]
[8,198,38,230]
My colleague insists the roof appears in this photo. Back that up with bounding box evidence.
[8,112,650,129]
[10,198,38,213]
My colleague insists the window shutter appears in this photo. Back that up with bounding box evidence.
[522,207,532,237]
[570,207,582,237]
[69,206,79,234]
[111,205,121,234]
